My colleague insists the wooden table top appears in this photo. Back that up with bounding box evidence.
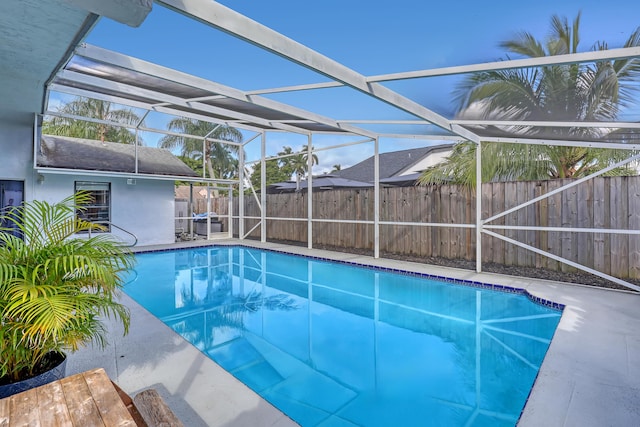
[0,368,136,427]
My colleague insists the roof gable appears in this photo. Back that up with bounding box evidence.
[335,144,453,182]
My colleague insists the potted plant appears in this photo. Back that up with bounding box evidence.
[0,192,133,398]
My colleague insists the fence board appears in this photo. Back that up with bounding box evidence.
[380,189,390,253]
[515,181,530,266]
[610,178,628,279]
[503,182,518,266]
[216,175,640,280]
[629,180,640,279]
[439,186,451,259]
[449,186,460,260]
[406,187,419,255]
[545,180,562,271]
[400,187,411,254]
[465,188,475,260]
[490,182,505,265]
[418,187,428,257]
[577,182,594,269]
[525,182,537,267]
[592,178,608,274]
[480,183,492,263]
[535,182,546,269]
[561,181,578,273]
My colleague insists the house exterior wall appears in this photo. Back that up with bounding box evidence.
[33,174,176,246]
[399,148,452,175]
[0,122,37,198]
[1,120,177,247]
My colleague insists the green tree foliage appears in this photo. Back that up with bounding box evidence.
[178,156,204,177]
[159,118,243,181]
[249,159,292,190]
[248,145,321,192]
[276,146,296,179]
[43,97,142,144]
[289,144,319,190]
[420,13,640,188]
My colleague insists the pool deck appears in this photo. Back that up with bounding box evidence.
[67,239,640,426]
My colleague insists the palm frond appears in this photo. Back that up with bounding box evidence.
[444,12,640,186]
[0,192,133,381]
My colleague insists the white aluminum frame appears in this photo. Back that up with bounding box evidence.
[41,0,640,291]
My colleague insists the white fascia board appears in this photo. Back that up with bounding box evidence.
[156,0,479,143]
[76,44,378,139]
[482,136,640,151]
[36,167,236,184]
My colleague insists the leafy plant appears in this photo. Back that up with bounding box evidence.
[420,13,640,187]
[0,192,134,383]
[43,97,143,144]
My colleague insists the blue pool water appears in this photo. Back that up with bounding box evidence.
[124,246,562,427]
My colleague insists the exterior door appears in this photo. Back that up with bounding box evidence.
[0,180,24,238]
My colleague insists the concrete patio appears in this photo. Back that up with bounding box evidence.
[67,239,640,426]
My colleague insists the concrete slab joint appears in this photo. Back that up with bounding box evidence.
[63,0,152,27]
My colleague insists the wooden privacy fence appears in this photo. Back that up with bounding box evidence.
[207,175,640,280]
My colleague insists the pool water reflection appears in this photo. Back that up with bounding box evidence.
[124,246,562,427]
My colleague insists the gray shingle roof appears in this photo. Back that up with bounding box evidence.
[37,135,199,177]
[334,144,453,183]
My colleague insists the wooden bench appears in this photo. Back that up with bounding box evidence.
[133,389,184,427]
[112,382,184,427]
[0,368,183,427]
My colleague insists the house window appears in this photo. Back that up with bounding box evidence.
[75,181,110,231]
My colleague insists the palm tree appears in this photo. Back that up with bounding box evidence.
[277,146,296,179]
[420,13,640,188]
[159,119,243,183]
[0,192,133,382]
[291,145,319,190]
[331,164,342,172]
[249,159,291,190]
[43,97,142,144]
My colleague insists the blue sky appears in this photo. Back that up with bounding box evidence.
[78,0,640,172]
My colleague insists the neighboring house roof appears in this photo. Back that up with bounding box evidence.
[267,175,373,193]
[379,172,423,186]
[266,144,454,193]
[37,135,198,178]
[334,144,453,183]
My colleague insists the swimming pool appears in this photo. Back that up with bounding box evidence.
[124,246,562,427]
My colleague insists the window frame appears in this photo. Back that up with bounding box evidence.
[74,181,111,232]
